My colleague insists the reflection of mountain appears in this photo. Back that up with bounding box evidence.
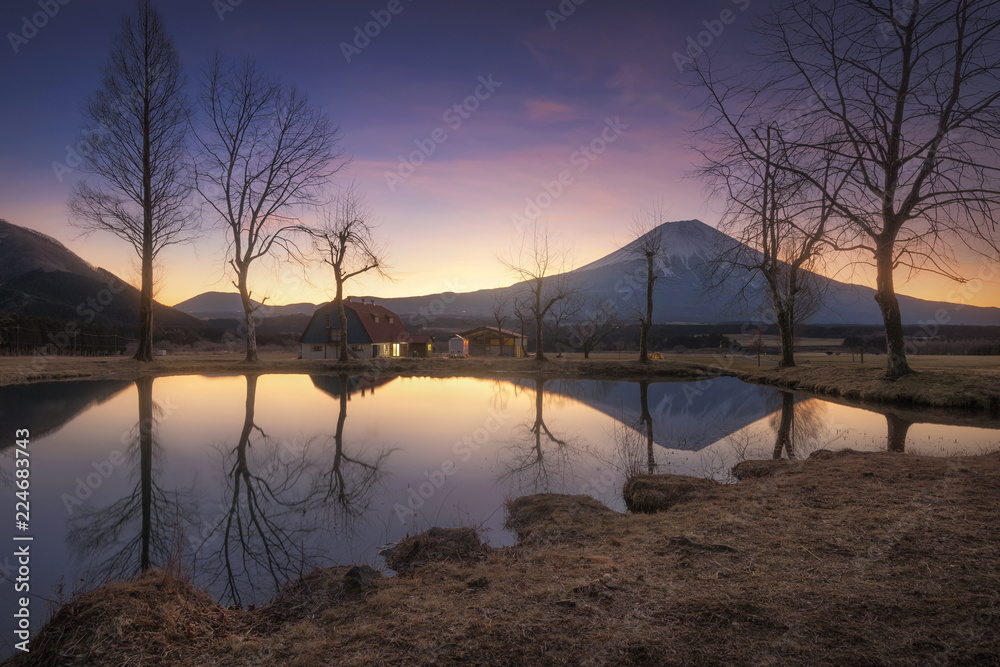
[0,379,132,447]
[541,377,778,451]
[310,374,396,399]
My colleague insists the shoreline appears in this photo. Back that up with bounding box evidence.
[3,352,1000,418]
[6,449,999,666]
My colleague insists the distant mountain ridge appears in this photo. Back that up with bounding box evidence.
[172,291,320,320]
[0,219,204,330]
[367,219,1000,327]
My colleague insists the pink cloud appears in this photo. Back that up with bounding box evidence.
[524,99,580,123]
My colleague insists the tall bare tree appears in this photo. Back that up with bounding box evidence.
[699,0,1000,378]
[626,207,669,363]
[312,185,389,362]
[193,56,345,361]
[698,122,838,367]
[70,0,193,362]
[497,224,575,362]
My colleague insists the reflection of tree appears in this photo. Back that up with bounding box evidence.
[639,381,656,473]
[767,392,827,459]
[67,377,189,580]
[204,374,319,607]
[320,373,392,524]
[499,378,577,494]
[886,413,912,453]
[772,392,796,459]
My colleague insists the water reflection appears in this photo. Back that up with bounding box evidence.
[312,374,393,525]
[499,378,578,494]
[0,379,131,448]
[885,413,914,453]
[66,377,190,580]
[2,372,996,660]
[767,392,827,459]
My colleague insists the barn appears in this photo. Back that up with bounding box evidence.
[459,326,528,357]
[300,298,434,359]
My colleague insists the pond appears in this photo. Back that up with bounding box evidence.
[1,372,997,657]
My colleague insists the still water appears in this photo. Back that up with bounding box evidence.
[1,373,997,655]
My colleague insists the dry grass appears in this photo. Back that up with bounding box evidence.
[8,450,1000,666]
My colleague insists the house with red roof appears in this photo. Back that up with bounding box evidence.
[299,298,433,359]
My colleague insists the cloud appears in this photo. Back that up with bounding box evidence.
[524,99,580,123]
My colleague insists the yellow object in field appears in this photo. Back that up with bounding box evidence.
[649,352,663,360]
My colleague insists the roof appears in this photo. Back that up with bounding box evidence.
[394,332,433,344]
[459,326,527,340]
[300,299,409,345]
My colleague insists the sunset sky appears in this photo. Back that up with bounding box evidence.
[2,0,998,309]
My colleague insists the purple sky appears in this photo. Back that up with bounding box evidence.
[2,0,996,308]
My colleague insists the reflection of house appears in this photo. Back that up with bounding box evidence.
[300,298,434,359]
[459,326,527,357]
[310,374,396,399]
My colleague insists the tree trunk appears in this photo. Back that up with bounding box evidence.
[639,381,655,473]
[874,239,911,378]
[135,242,155,362]
[776,308,796,368]
[534,286,547,361]
[639,253,654,363]
[886,413,911,453]
[237,270,258,362]
[335,280,349,362]
[773,391,794,459]
[135,69,154,363]
[136,376,154,572]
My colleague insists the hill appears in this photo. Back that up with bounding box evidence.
[371,219,1000,328]
[173,291,319,320]
[0,219,205,331]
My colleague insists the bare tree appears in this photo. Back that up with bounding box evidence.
[490,290,510,357]
[497,224,575,361]
[547,291,583,356]
[626,206,669,363]
[312,185,389,362]
[698,122,839,367]
[699,0,1000,378]
[69,0,194,362]
[193,55,345,362]
[565,297,620,359]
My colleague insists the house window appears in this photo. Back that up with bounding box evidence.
[312,345,322,352]
[373,315,380,323]
[388,316,394,324]
[324,314,330,328]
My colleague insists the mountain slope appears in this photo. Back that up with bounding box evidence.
[373,219,1000,327]
[0,219,204,329]
[173,291,319,320]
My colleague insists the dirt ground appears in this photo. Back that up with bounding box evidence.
[6,449,999,666]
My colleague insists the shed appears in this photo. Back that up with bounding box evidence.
[448,335,469,357]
